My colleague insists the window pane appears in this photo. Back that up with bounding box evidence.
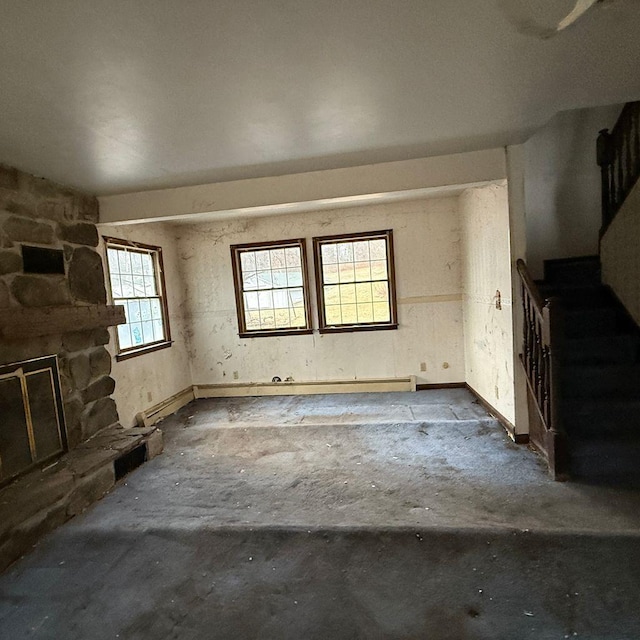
[150,298,162,320]
[141,253,153,275]
[372,281,389,302]
[285,247,301,267]
[353,241,369,261]
[272,269,287,287]
[373,302,391,322]
[110,274,122,298]
[322,263,339,284]
[341,304,357,324]
[274,309,291,328]
[130,323,144,346]
[325,305,342,325]
[140,299,151,321]
[243,272,258,290]
[354,262,371,282]
[371,260,388,280]
[259,310,275,329]
[355,282,373,303]
[244,291,259,311]
[118,324,132,350]
[321,244,337,264]
[108,249,120,272]
[270,248,286,269]
[323,285,340,306]
[118,250,131,274]
[144,275,157,297]
[287,269,303,287]
[153,319,165,341]
[240,252,256,271]
[273,290,288,308]
[357,303,374,323]
[127,300,142,322]
[258,290,273,309]
[142,321,154,343]
[121,275,134,297]
[255,251,270,270]
[289,288,304,307]
[131,252,143,275]
[369,239,386,260]
[337,243,354,263]
[338,262,355,283]
[256,270,272,289]
[339,283,356,304]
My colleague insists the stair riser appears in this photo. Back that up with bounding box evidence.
[544,258,601,286]
[562,369,640,398]
[563,336,640,365]
[564,311,619,339]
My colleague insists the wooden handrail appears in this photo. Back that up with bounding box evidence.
[598,101,640,235]
[516,259,566,476]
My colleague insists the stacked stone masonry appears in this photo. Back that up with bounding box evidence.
[0,163,119,445]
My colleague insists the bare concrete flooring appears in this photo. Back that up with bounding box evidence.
[1,389,640,639]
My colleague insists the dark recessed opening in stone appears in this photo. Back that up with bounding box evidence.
[22,245,65,274]
[114,443,147,480]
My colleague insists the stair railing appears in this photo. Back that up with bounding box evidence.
[598,101,640,235]
[516,259,567,477]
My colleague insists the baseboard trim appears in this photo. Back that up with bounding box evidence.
[136,386,195,427]
[464,383,528,444]
[416,382,466,391]
[194,376,416,398]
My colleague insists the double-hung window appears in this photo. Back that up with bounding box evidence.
[313,229,398,333]
[104,237,171,359]
[230,238,312,337]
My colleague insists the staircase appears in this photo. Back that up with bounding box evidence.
[537,256,640,484]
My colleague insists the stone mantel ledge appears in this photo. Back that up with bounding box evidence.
[0,304,125,340]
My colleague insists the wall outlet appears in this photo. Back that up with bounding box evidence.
[420,362,427,372]
[233,371,239,380]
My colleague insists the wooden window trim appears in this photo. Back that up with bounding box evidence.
[313,229,398,334]
[103,236,172,359]
[230,238,313,338]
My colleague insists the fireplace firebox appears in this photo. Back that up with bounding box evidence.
[0,355,67,486]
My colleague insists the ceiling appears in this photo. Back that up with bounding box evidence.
[0,0,639,197]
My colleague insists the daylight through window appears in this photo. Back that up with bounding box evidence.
[104,238,171,358]
[230,239,312,337]
[313,230,398,332]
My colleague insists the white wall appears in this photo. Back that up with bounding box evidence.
[460,182,515,424]
[602,180,640,326]
[175,197,465,386]
[524,105,622,278]
[98,223,192,427]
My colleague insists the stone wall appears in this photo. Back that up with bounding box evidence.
[0,164,119,447]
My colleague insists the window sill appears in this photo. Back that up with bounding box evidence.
[318,323,398,334]
[238,328,314,338]
[116,340,173,361]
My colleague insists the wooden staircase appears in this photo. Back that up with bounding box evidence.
[536,256,640,483]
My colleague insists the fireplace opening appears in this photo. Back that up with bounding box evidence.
[114,443,147,480]
[0,355,68,486]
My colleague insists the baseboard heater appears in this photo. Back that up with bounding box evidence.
[194,376,416,399]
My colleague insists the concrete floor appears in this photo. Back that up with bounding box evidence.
[1,389,640,639]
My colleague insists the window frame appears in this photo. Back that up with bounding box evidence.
[313,229,398,334]
[103,236,172,361]
[230,237,314,338]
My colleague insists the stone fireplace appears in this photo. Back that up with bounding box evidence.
[0,164,125,470]
[0,164,164,572]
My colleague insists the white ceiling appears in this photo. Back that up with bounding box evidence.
[0,0,639,196]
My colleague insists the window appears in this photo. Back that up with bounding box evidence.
[230,238,312,337]
[313,229,398,333]
[103,237,171,359]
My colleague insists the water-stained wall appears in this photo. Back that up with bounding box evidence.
[175,197,465,386]
[98,222,192,427]
[460,182,515,424]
